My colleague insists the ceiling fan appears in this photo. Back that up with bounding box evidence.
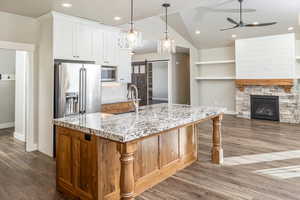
[221,0,277,31]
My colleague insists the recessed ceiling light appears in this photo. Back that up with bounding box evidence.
[232,34,237,38]
[253,22,259,25]
[114,16,121,21]
[288,27,294,31]
[195,30,201,35]
[62,3,72,8]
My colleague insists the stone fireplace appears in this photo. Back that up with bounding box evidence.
[236,80,300,124]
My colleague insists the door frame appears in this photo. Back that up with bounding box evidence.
[139,59,171,104]
[0,40,36,152]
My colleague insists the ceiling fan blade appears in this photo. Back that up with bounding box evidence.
[220,25,239,31]
[245,22,277,27]
[212,8,256,13]
[227,17,239,25]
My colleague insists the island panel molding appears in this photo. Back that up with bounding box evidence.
[235,79,294,93]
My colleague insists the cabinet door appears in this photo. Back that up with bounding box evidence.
[103,31,118,66]
[118,49,132,83]
[72,132,97,200]
[53,19,76,60]
[56,127,74,192]
[76,23,94,61]
[92,29,104,65]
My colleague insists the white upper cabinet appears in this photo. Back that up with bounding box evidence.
[51,12,132,83]
[53,18,75,60]
[53,16,94,61]
[118,49,132,83]
[76,23,93,61]
[92,29,104,65]
[103,31,118,66]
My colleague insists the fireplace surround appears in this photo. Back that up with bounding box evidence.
[236,84,300,124]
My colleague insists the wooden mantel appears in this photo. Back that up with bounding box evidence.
[235,79,294,93]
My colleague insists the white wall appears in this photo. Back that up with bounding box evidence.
[152,62,168,100]
[14,51,26,141]
[197,47,236,113]
[0,49,16,129]
[0,12,38,44]
[0,11,39,145]
[236,34,295,79]
[38,16,54,156]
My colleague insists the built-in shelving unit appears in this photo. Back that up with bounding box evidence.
[195,60,235,65]
[195,76,236,80]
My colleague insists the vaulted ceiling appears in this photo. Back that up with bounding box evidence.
[0,0,299,49]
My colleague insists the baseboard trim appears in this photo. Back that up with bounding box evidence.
[14,131,25,142]
[0,122,14,129]
[225,110,237,115]
[152,97,168,101]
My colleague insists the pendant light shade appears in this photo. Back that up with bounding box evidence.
[127,0,142,48]
[158,3,176,54]
[118,0,142,49]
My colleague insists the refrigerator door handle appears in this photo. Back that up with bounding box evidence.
[83,68,87,113]
[79,67,84,113]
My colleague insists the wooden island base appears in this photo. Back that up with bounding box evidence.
[56,115,223,200]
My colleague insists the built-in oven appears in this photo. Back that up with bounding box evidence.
[101,66,117,82]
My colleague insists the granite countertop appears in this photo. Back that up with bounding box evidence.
[53,103,226,143]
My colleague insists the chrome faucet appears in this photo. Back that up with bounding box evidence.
[127,84,139,113]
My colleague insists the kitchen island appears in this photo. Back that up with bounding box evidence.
[53,103,225,200]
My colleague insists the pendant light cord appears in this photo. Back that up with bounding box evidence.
[130,0,134,30]
[164,4,168,39]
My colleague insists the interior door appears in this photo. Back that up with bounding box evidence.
[83,64,102,113]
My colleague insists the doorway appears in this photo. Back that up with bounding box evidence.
[131,60,169,105]
[148,61,169,105]
[0,41,35,152]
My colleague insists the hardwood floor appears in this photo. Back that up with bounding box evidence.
[0,116,300,200]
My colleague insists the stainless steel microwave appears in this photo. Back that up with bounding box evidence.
[101,66,117,82]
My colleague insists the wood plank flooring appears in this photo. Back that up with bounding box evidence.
[0,116,300,200]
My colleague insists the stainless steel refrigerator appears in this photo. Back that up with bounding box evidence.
[54,62,102,118]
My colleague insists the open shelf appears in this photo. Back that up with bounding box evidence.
[195,60,235,65]
[296,56,300,60]
[194,76,236,80]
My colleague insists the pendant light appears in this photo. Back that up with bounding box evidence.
[158,3,176,54]
[126,0,142,48]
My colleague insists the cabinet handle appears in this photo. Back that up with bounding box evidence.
[84,134,91,141]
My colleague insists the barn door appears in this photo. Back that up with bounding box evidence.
[132,61,148,106]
